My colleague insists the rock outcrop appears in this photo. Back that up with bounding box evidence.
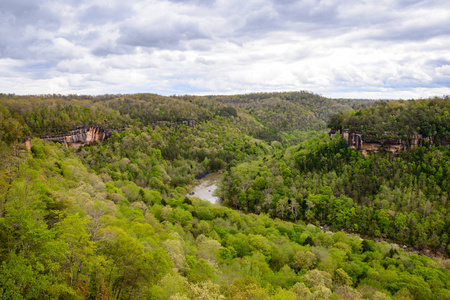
[25,139,32,151]
[181,120,196,127]
[40,126,124,149]
[329,129,450,155]
[37,120,194,149]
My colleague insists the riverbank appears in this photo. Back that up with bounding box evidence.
[187,173,222,204]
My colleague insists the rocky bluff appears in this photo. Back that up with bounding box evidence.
[30,120,196,150]
[39,126,123,149]
[329,128,450,155]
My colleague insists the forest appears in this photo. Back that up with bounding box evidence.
[0,93,449,299]
[328,97,450,139]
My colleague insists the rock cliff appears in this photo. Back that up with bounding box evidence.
[37,120,194,149]
[40,126,123,149]
[329,129,450,155]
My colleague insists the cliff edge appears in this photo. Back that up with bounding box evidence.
[329,128,450,155]
[40,126,123,149]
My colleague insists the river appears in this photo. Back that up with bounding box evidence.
[187,173,222,204]
[187,174,444,258]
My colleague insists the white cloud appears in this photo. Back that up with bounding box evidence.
[0,0,449,98]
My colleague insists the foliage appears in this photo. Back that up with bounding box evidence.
[220,133,450,254]
[0,93,448,299]
[328,96,450,139]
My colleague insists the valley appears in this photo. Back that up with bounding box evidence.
[0,92,449,299]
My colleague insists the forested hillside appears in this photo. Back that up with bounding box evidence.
[0,93,449,299]
[328,97,450,139]
[0,91,363,144]
[220,98,450,255]
[201,92,368,142]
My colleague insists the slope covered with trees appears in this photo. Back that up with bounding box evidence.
[1,91,362,139]
[219,134,450,252]
[200,92,368,142]
[219,97,450,256]
[0,93,449,299]
[328,97,450,139]
[1,137,449,299]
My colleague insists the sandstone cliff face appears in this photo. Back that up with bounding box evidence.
[25,139,32,151]
[329,129,450,155]
[38,121,194,149]
[41,126,123,149]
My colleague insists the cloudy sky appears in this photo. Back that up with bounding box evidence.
[1,0,450,99]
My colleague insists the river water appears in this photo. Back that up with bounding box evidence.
[187,173,221,204]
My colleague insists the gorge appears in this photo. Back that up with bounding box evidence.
[329,128,450,154]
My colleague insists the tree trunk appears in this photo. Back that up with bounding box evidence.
[76,260,84,282]
[127,272,140,300]
[115,270,127,299]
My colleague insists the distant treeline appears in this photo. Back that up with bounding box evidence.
[328,97,450,139]
[0,91,366,142]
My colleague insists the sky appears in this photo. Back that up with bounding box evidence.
[0,0,450,99]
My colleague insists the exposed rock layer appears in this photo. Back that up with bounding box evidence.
[37,120,195,149]
[329,129,450,155]
[40,126,123,149]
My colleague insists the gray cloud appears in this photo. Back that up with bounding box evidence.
[272,0,340,24]
[0,0,61,59]
[166,0,217,5]
[243,6,281,32]
[79,4,133,26]
[118,18,211,50]
[0,0,59,27]
[426,59,450,68]
[367,21,450,42]
[91,43,134,57]
[12,61,57,80]
[0,0,449,98]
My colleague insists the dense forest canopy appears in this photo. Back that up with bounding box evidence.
[220,98,450,251]
[202,92,369,135]
[0,93,449,299]
[219,134,450,251]
[0,91,364,142]
[327,97,450,139]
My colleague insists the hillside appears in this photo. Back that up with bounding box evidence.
[0,93,449,299]
[220,97,450,255]
[0,92,365,144]
[328,97,450,140]
[201,92,368,141]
